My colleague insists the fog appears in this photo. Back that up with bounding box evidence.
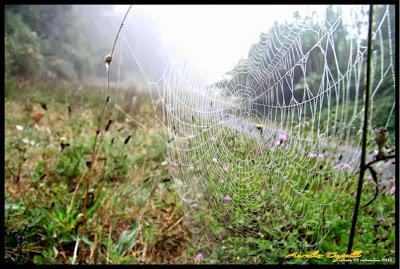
[114,5,330,84]
[5,5,369,87]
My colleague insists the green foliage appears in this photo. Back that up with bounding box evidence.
[55,142,89,181]
[5,9,44,77]
[180,124,395,264]
[5,79,189,264]
[215,5,395,139]
[4,5,118,81]
[114,223,138,256]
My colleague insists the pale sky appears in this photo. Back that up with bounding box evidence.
[113,5,362,83]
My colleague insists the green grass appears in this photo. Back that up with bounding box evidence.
[5,78,191,264]
[168,113,395,264]
[4,78,396,264]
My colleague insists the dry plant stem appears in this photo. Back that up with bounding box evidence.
[347,4,373,256]
[106,222,112,264]
[55,232,68,262]
[68,173,85,214]
[79,4,133,250]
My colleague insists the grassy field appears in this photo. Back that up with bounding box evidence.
[168,113,395,264]
[4,78,396,264]
[4,78,197,264]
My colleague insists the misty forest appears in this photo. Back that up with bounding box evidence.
[4,4,397,265]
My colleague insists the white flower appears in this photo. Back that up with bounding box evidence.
[16,125,24,131]
[22,138,30,144]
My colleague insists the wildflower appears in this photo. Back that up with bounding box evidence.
[16,125,24,131]
[22,138,30,144]
[236,256,241,261]
[212,158,218,164]
[343,163,352,170]
[308,153,317,158]
[389,178,395,185]
[218,179,224,184]
[318,153,325,160]
[389,186,395,195]
[276,133,288,145]
[377,217,385,223]
[195,252,203,263]
[223,195,232,201]
[223,165,229,173]
[60,136,67,143]
[191,203,198,209]
[278,134,288,143]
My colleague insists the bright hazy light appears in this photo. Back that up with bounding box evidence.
[113,5,331,83]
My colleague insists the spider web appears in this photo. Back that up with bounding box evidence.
[109,5,396,262]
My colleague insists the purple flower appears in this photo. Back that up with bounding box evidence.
[191,203,198,209]
[279,134,288,142]
[377,217,386,223]
[308,153,317,158]
[223,195,232,201]
[278,134,288,144]
[223,165,229,173]
[343,163,352,170]
[212,158,218,164]
[389,186,395,195]
[195,252,203,263]
[318,153,325,160]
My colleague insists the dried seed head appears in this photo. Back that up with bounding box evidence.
[105,120,113,131]
[104,54,112,64]
[124,135,131,145]
[40,102,47,111]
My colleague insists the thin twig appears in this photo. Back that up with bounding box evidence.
[106,222,113,264]
[347,4,374,255]
[80,4,133,245]
[365,154,395,167]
